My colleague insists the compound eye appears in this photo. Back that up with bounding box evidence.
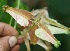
[2,5,9,11]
